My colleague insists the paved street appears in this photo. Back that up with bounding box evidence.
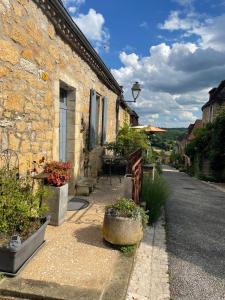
[164,166,225,300]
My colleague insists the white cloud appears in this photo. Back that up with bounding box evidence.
[193,14,225,51]
[140,22,149,29]
[73,8,110,51]
[63,0,109,51]
[112,40,225,127]
[172,0,195,6]
[159,11,199,31]
[160,11,225,51]
[63,0,85,14]
[68,6,77,14]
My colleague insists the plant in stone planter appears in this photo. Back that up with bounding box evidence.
[103,198,148,246]
[0,168,49,275]
[43,161,72,226]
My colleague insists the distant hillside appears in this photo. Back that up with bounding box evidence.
[151,128,187,151]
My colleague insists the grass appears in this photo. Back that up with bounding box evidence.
[119,245,136,254]
[142,173,170,224]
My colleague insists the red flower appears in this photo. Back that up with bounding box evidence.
[44,161,72,187]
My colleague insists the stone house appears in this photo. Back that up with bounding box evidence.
[202,80,225,125]
[0,0,133,192]
[118,100,139,128]
[186,119,202,142]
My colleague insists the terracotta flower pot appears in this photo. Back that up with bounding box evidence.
[102,213,143,246]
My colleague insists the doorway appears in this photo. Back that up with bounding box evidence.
[59,88,68,162]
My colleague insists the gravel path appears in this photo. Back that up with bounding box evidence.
[164,166,225,300]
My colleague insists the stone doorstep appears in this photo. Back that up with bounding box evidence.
[75,185,91,196]
[75,177,97,196]
[0,254,135,300]
[0,278,101,300]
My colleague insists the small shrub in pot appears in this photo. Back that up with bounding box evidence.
[103,198,148,246]
[0,168,49,274]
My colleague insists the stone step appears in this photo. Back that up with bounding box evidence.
[75,177,97,196]
[0,278,101,300]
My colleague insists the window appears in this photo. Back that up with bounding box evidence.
[95,95,101,145]
[209,105,214,122]
[89,90,107,150]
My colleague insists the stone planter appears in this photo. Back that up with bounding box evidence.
[0,217,49,275]
[102,213,143,245]
[44,183,68,226]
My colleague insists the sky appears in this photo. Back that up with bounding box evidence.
[62,0,225,128]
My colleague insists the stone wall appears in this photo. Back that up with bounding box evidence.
[0,0,118,189]
[118,106,130,128]
[202,102,225,125]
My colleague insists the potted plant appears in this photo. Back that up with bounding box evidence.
[43,161,72,226]
[103,198,148,246]
[0,168,49,275]
[104,124,149,175]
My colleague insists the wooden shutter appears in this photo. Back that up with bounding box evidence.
[102,97,108,145]
[89,89,97,150]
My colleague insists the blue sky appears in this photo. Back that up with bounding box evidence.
[63,0,225,127]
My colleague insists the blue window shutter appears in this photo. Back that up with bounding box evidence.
[102,97,108,145]
[89,89,97,150]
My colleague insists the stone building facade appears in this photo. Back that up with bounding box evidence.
[0,0,129,191]
[202,81,225,125]
[118,101,139,128]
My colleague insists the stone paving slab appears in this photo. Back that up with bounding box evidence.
[126,217,170,300]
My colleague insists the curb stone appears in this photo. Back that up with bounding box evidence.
[126,217,170,300]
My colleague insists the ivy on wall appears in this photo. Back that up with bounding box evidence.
[186,108,225,181]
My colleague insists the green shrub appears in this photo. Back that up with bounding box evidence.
[185,108,225,181]
[142,174,170,224]
[106,124,150,157]
[155,161,162,174]
[106,198,149,227]
[0,169,48,241]
[119,244,136,254]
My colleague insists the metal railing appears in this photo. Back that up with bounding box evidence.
[128,149,142,204]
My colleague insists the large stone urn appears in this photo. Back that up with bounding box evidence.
[44,183,68,226]
[103,213,143,245]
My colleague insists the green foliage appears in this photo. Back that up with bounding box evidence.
[106,198,149,227]
[170,151,182,167]
[155,161,162,174]
[143,149,160,164]
[186,108,225,181]
[106,124,150,157]
[151,128,186,150]
[0,169,48,239]
[142,173,170,224]
[119,244,136,254]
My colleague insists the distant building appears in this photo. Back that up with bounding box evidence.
[117,100,139,128]
[175,119,202,166]
[202,81,225,124]
[186,119,203,142]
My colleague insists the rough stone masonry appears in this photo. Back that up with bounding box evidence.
[0,0,120,188]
